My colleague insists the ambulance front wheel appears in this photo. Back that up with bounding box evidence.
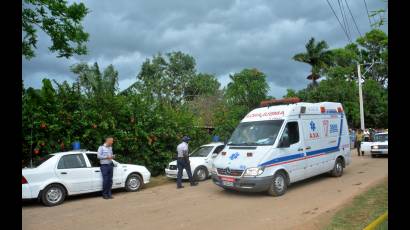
[267,171,288,196]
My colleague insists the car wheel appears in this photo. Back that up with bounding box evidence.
[125,174,143,192]
[331,158,344,177]
[371,154,376,158]
[194,167,208,181]
[267,171,288,196]
[41,184,66,206]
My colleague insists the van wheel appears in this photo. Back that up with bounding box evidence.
[267,171,287,196]
[331,158,344,177]
[194,167,208,181]
[41,184,66,206]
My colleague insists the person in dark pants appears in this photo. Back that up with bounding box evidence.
[176,136,198,189]
[356,129,364,156]
[97,137,115,199]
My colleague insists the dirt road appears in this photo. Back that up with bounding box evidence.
[22,152,388,230]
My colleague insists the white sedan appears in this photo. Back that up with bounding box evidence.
[370,132,388,158]
[22,150,151,206]
[165,142,225,181]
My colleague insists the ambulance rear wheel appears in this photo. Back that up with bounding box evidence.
[267,171,287,196]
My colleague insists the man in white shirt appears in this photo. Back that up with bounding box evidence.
[97,137,115,199]
[176,136,198,189]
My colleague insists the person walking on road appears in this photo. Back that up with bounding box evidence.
[176,136,198,189]
[98,136,115,199]
[356,129,364,156]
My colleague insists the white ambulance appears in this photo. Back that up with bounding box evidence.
[211,98,351,196]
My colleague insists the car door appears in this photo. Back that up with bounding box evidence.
[85,153,103,191]
[55,153,95,193]
[276,121,306,182]
[112,161,124,188]
[85,153,123,190]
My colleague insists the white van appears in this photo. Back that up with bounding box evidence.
[211,99,351,196]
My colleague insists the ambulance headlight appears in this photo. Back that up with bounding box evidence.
[244,167,265,176]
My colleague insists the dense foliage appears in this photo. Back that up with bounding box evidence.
[286,29,388,128]
[22,29,388,175]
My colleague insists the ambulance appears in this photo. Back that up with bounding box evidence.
[211,98,351,196]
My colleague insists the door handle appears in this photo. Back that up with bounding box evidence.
[298,148,303,151]
[306,146,311,150]
[60,172,67,175]
[94,170,100,172]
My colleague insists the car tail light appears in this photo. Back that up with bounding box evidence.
[22,176,28,184]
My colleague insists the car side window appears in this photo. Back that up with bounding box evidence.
[213,145,225,154]
[57,154,87,169]
[280,121,300,146]
[86,154,101,167]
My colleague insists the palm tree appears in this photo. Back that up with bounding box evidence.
[293,37,332,87]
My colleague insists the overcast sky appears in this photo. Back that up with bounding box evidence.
[22,0,387,98]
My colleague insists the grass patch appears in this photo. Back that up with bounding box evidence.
[144,175,173,189]
[324,179,388,230]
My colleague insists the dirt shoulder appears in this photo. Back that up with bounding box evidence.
[22,152,388,230]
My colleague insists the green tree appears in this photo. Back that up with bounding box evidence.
[135,52,197,105]
[293,38,332,87]
[22,0,89,59]
[184,73,221,101]
[225,68,269,111]
[325,43,360,81]
[356,29,388,86]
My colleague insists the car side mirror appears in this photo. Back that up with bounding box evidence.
[211,153,218,158]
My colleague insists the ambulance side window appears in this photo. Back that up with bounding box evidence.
[280,121,299,146]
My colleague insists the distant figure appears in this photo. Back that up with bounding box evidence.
[97,137,115,199]
[363,129,370,142]
[176,136,198,189]
[355,129,364,156]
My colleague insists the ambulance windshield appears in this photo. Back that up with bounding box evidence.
[227,120,284,146]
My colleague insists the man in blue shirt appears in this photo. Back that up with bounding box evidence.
[98,137,115,199]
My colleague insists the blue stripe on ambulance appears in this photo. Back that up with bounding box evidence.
[259,113,344,167]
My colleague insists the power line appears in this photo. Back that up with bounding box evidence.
[340,0,352,40]
[344,0,362,37]
[337,0,352,42]
[326,0,351,43]
[363,0,373,28]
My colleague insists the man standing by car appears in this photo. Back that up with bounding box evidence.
[356,129,364,156]
[98,137,115,199]
[176,136,198,189]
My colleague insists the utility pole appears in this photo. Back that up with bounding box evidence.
[357,60,383,131]
[357,63,365,131]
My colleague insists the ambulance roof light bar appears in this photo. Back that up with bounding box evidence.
[260,97,301,107]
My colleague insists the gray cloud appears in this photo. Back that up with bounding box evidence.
[23,0,387,97]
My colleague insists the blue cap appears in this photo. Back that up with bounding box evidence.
[182,136,191,142]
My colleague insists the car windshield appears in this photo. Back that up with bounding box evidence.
[24,155,54,168]
[374,134,388,142]
[228,120,284,146]
[190,146,214,157]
